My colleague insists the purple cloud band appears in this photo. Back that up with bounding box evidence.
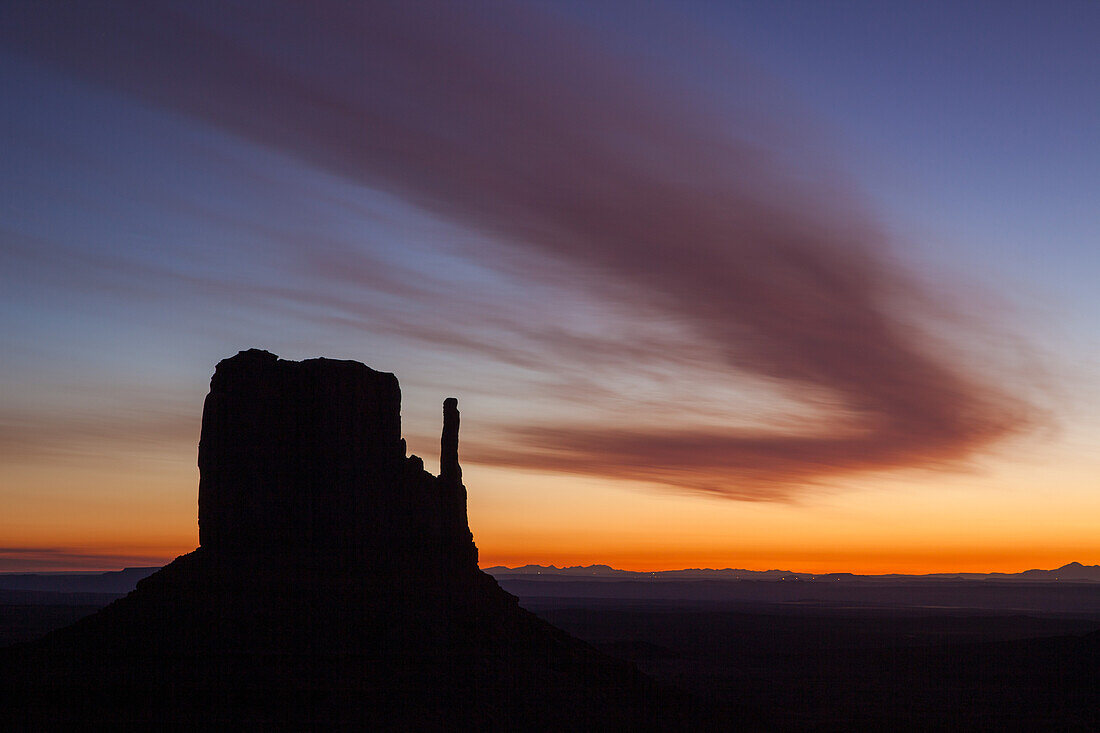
[3,1,1037,499]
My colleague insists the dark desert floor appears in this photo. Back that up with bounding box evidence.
[5,575,1099,731]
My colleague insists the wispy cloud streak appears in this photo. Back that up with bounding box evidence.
[3,1,1037,498]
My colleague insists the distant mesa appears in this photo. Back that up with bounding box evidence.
[0,350,672,729]
[484,562,1100,583]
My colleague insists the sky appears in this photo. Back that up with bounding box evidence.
[1,1,1098,573]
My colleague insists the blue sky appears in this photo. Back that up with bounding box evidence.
[1,1,1097,571]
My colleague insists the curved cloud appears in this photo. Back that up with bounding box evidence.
[3,1,1036,499]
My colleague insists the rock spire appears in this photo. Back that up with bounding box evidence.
[441,396,462,486]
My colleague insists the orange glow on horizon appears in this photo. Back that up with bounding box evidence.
[5,433,1100,575]
[476,548,1100,576]
[3,542,1096,575]
[5,545,1094,575]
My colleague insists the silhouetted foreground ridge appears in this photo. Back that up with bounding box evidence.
[0,350,670,729]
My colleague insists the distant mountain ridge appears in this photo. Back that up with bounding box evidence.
[3,562,1099,597]
[0,567,160,594]
[483,561,1100,583]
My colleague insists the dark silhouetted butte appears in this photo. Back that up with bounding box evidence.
[0,350,672,730]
